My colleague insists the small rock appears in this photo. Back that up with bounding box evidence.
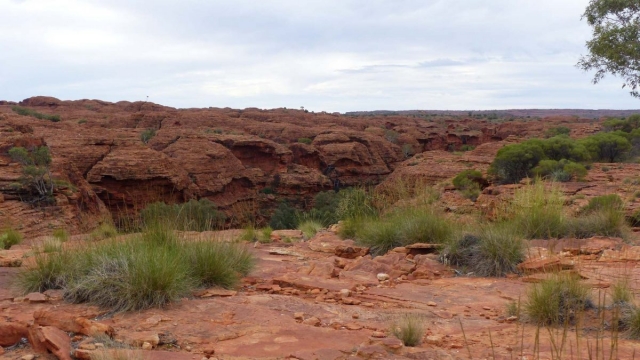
[345,323,363,330]
[362,302,374,307]
[302,317,321,326]
[425,335,443,346]
[342,298,361,305]
[142,341,153,350]
[202,343,216,356]
[94,343,104,348]
[352,313,359,319]
[185,345,192,352]
[21,355,35,360]
[310,288,321,295]
[371,331,386,338]
[340,289,351,297]
[427,301,437,307]
[26,292,47,303]
[482,306,491,311]
[294,312,304,320]
[377,273,390,281]
[78,343,96,350]
[506,316,518,322]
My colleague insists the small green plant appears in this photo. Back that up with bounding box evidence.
[141,199,226,231]
[89,223,118,241]
[78,119,88,124]
[545,126,571,138]
[506,301,519,317]
[402,144,415,158]
[622,306,640,339]
[384,129,400,144]
[8,146,55,202]
[269,201,299,230]
[459,144,475,152]
[0,228,22,249]
[39,238,63,253]
[612,278,633,305]
[260,226,273,243]
[140,128,157,144]
[298,220,323,239]
[52,228,69,242]
[525,274,592,325]
[11,106,61,122]
[501,181,566,239]
[391,314,424,347]
[297,137,313,145]
[452,169,486,201]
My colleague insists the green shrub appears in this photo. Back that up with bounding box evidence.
[141,199,226,231]
[532,160,587,182]
[269,201,299,230]
[52,228,69,242]
[453,169,486,201]
[526,274,592,325]
[182,240,254,288]
[260,226,273,243]
[11,106,61,122]
[298,220,323,239]
[567,206,627,238]
[545,126,571,138]
[78,119,88,124]
[579,132,631,162]
[38,238,63,253]
[297,137,313,145]
[542,135,590,162]
[309,191,342,225]
[354,219,399,256]
[459,144,475,151]
[0,229,22,249]
[140,128,156,144]
[489,140,546,184]
[391,314,424,347]
[8,146,55,201]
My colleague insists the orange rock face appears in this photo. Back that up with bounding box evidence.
[0,97,615,237]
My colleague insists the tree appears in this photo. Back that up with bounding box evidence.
[8,146,55,201]
[577,1,640,98]
[579,132,632,162]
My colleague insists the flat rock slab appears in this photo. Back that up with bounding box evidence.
[194,288,238,298]
[273,274,358,292]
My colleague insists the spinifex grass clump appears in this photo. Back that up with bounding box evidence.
[0,228,22,249]
[141,199,226,232]
[441,224,524,277]
[526,274,592,325]
[391,314,424,347]
[354,208,455,256]
[297,219,324,239]
[16,226,254,312]
[499,181,566,239]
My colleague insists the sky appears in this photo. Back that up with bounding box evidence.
[1,0,639,112]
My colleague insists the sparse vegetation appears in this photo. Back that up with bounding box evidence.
[11,106,61,122]
[0,228,22,249]
[8,146,56,203]
[17,225,254,312]
[297,137,313,145]
[52,228,69,242]
[525,274,592,325]
[298,220,323,239]
[269,201,299,230]
[141,199,226,231]
[140,128,157,144]
[545,126,571,138]
[90,222,119,241]
[611,278,633,305]
[452,169,486,201]
[391,314,424,347]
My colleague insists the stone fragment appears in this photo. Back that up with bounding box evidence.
[371,331,386,338]
[21,355,35,360]
[141,341,153,350]
[194,288,237,297]
[426,335,443,346]
[27,326,73,360]
[302,317,321,326]
[26,292,47,303]
[339,289,352,297]
[334,245,369,259]
[427,301,437,307]
[0,321,28,346]
[377,273,390,281]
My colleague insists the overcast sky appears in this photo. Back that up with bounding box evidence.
[1,0,639,112]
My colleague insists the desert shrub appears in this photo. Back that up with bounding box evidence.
[442,225,524,277]
[140,128,156,144]
[526,274,592,325]
[0,228,22,249]
[391,314,424,347]
[308,190,341,226]
[384,129,399,143]
[402,144,415,158]
[453,169,486,201]
[52,228,69,242]
[579,132,631,162]
[545,126,571,138]
[532,159,587,182]
[568,206,627,238]
[298,220,323,239]
[459,144,475,151]
[269,201,299,230]
[8,146,55,202]
[78,119,88,124]
[297,137,312,145]
[11,106,60,122]
[489,140,546,184]
[541,135,590,162]
[16,251,68,292]
[141,199,226,231]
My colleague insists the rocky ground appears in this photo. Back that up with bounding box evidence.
[2,228,640,360]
